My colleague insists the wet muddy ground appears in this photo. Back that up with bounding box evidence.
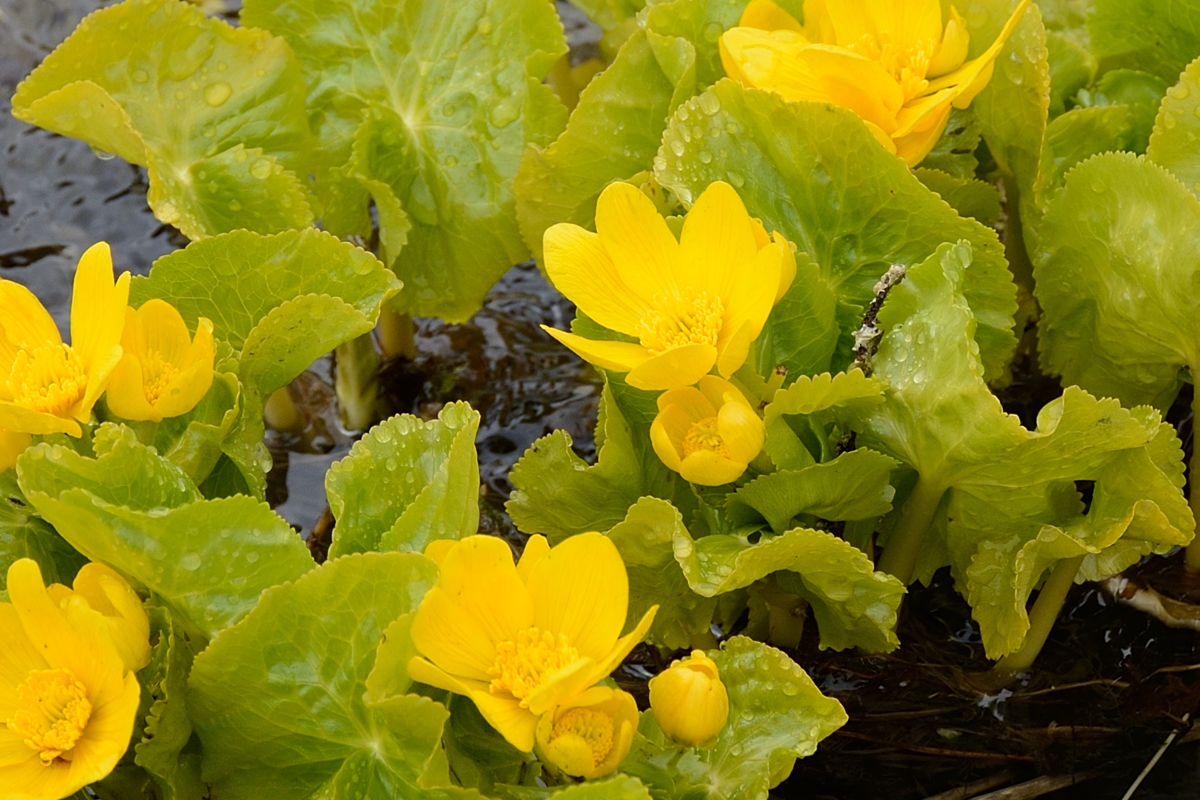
[4,1,1200,798]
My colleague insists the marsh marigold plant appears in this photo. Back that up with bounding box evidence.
[107,299,215,423]
[0,242,130,437]
[0,559,145,798]
[720,0,1032,165]
[651,375,765,486]
[534,685,639,779]
[542,180,795,391]
[407,533,657,752]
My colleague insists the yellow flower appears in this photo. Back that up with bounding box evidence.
[0,243,130,437]
[0,559,141,798]
[47,563,151,673]
[407,533,657,752]
[650,376,764,486]
[542,181,794,392]
[648,650,729,746]
[0,428,32,472]
[535,686,638,779]
[106,300,215,422]
[720,0,1032,166]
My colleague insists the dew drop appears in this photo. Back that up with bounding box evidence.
[229,200,242,211]
[727,170,745,187]
[1164,112,1178,129]
[90,146,116,161]
[204,81,233,107]
[444,155,458,167]
[1169,83,1191,100]
[477,16,493,35]
[203,124,216,138]
[698,149,712,163]
[245,551,260,564]
[132,69,149,83]
[180,552,201,571]
[250,158,272,179]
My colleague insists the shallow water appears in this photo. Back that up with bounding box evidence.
[4,2,1200,799]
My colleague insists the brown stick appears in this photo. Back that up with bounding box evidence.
[832,730,1036,761]
[971,770,1102,800]
[920,770,1015,800]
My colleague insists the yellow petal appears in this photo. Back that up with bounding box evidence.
[716,320,756,380]
[772,232,797,302]
[802,0,837,43]
[71,563,151,672]
[408,655,539,752]
[740,0,806,34]
[0,280,60,363]
[544,224,646,338]
[0,604,48,713]
[678,181,760,299]
[593,182,681,304]
[650,415,685,473]
[70,243,129,377]
[680,450,748,485]
[928,5,970,78]
[696,375,750,410]
[153,320,215,419]
[583,606,658,684]
[423,539,459,567]
[0,402,82,437]
[657,385,718,419]
[76,343,124,425]
[516,534,550,584]
[863,119,899,154]
[824,0,943,52]
[523,656,600,717]
[133,300,191,366]
[540,327,651,373]
[717,398,766,463]
[527,533,627,662]
[0,429,32,473]
[625,343,718,391]
[410,536,535,681]
[720,31,903,133]
[106,353,157,422]
[924,0,1031,103]
[894,103,953,166]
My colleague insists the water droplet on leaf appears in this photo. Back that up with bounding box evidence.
[204,81,233,107]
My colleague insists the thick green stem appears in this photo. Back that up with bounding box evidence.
[877,476,945,585]
[993,555,1084,677]
[335,334,382,432]
[1186,388,1200,570]
[378,305,416,361]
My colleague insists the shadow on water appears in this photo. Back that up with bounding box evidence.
[5,1,1200,798]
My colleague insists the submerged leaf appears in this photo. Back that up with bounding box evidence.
[11,0,314,239]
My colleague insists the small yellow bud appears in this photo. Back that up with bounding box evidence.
[535,686,638,779]
[649,650,729,746]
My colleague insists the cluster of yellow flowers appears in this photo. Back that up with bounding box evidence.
[0,558,150,797]
[407,534,731,778]
[0,243,216,472]
[542,180,785,486]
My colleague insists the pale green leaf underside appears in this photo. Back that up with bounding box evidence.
[242,0,568,321]
[11,0,314,239]
[654,82,1017,381]
[326,402,481,559]
[188,552,457,800]
[624,636,846,800]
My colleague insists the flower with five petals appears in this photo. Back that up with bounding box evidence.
[407,533,657,752]
[720,0,1032,166]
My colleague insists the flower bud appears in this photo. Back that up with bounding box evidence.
[649,650,729,746]
[535,686,638,779]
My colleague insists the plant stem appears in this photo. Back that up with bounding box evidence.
[137,420,158,447]
[993,554,1084,677]
[1187,389,1200,571]
[377,305,416,361]
[877,476,945,585]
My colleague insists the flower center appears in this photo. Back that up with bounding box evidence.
[7,344,87,416]
[681,418,729,459]
[552,708,614,765]
[139,349,180,406]
[489,627,580,704]
[638,292,725,355]
[845,35,935,101]
[7,668,93,765]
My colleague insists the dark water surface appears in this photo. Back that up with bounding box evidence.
[4,2,1200,799]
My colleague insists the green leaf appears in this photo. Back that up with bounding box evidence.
[918,108,982,180]
[654,81,1017,381]
[761,370,885,470]
[135,603,205,800]
[11,0,314,239]
[497,776,653,800]
[604,497,718,651]
[242,0,567,322]
[1031,105,1134,214]
[1033,153,1199,410]
[326,402,481,558]
[17,425,314,639]
[748,254,840,380]
[0,472,86,587]
[914,169,1002,226]
[673,525,903,652]
[957,406,1192,658]
[1045,30,1096,117]
[1148,57,1200,197]
[1078,69,1169,153]
[507,383,644,542]
[188,552,466,799]
[1090,0,1200,83]
[515,28,690,263]
[727,449,898,535]
[443,695,535,795]
[623,636,846,800]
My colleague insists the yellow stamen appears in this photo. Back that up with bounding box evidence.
[844,35,935,101]
[681,418,729,459]
[7,668,92,765]
[638,292,725,354]
[489,627,580,704]
[138,350,180,406]
[552,708,614,764]
[8,344,87,415]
